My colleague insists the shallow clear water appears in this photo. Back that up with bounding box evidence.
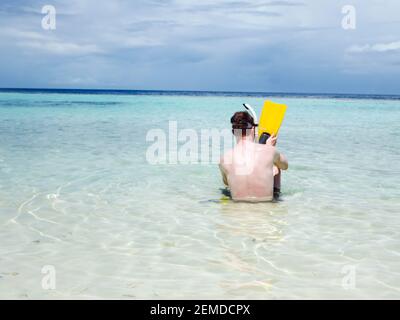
[0,91,399,299]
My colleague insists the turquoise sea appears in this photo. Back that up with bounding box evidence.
[0,89,399,299]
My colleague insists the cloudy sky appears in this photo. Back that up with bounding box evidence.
[0,0,399,94]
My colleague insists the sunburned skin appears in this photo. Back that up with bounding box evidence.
[219,128,288,202]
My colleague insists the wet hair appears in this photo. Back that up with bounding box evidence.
[231,111,255,137]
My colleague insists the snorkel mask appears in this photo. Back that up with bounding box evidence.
[242,103,270,144]
[231,106,258,138]
[242,103,259,141]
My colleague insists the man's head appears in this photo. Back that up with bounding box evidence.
[231,111,256,139]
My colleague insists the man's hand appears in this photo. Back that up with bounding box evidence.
[266,134,277,147]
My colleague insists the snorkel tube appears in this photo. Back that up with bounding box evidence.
[243,103,258,125]
[243,103,259,141]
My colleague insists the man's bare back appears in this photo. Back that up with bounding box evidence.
[219,111,288,202]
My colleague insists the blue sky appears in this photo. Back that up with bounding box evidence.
[0,0,399,94]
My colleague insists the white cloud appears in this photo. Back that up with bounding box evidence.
[17,40,104,55]
[347,41,400,53]
[1,27,103,55]
[102,33,164,48]
[1,29,47,41]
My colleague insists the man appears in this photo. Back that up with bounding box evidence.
[219,111,288,202]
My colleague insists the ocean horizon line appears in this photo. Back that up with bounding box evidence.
[1,87,400,100]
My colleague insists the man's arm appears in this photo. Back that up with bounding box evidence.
[273,150,288,170]
[266,134,288,170]
[219,158,229,186]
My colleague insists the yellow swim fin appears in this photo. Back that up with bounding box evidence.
[258,100,287,143]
